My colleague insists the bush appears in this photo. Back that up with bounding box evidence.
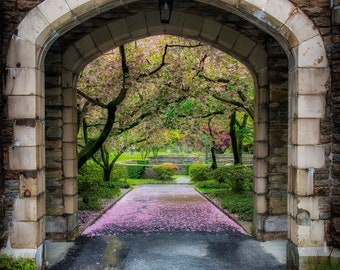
[110,164,127,182]
[152,163,179,180]
[195,180,228,190]
[0,254,36,270]
[78,161,121,211]
[126,160,148,178]
[78,160,102,190]
[211,164,252,192]
[189,164,209,182]
[78,198,102,211]
[185,164,191,175]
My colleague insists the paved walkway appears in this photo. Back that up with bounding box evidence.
[175,176,191,184]
[48,185,286,269]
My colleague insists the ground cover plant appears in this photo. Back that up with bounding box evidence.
[311,260,340,270]
[193,164,253,222]
[0,254,36,270]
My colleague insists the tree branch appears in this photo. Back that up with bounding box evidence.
[211,93,254,119]
[77,89,108,108]
[137,42,205,81]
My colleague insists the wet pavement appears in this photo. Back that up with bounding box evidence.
[48,185,286,269]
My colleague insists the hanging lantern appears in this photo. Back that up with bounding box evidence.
[159,0,173,24]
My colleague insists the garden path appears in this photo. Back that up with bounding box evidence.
[175,176,191,184]
[48,185,285,269]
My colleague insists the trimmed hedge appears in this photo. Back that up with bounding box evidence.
[126,160,148,178]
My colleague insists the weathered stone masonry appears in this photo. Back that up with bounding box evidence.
[0,0,339,269]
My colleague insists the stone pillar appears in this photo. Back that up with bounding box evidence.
[253,38,289,241]
[62,68,78,240]
[4,59,46,266]
[253,82,270,239]
[287,66,331,269]
[45,50,79,241]
[45,48,66,241]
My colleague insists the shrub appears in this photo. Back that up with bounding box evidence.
[78,160,102,190]
[185,164,191,175]
[152,163,179,180]
[195,180,228,190]
[126,160,148,178]
[211,164,252,192]
[78,198,102,211]
[0,254,36,270]
[110,164,127,182]
[78,161,121,211]
[189,164,209,182]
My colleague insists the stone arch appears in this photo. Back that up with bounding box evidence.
[4,0,331,269]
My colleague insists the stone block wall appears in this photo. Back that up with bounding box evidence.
[330,0,340,247]
[1,0,44,249]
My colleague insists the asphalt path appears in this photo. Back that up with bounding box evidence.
[49,185,285,270]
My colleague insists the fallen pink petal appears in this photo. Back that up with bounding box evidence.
[83,185,245,237]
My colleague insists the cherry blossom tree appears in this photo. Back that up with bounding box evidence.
[77,35,254,171]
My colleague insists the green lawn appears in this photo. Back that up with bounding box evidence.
[127,174,184,186]
[116,152,145,162]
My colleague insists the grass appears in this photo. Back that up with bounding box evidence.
[127,174,181,186]
[127,178,159,185]
[116,152,145,162]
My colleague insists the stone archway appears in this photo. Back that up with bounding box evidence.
[3,0,331,269]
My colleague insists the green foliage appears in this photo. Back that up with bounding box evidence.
[126,160,148,179]
[210,164,252,192]
[78,161,121,210]
[110,164,127,182]
[311,261,340,270]
[127,178,159,186]
[152,163,179,180]
[185,164,190,175]
[195,180,229,190]
[78,160,102,187]
[208,190,253,221]
[0,254,36,270]
[189,164,209,182]
[78,199,102,211]
[219,191,253,221]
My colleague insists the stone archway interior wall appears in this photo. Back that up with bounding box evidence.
[44,45,78,241]
[259,38,289,240]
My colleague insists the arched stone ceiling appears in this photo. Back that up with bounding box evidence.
[47,0,273,75]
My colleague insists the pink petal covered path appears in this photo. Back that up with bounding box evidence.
[83,185,245,236]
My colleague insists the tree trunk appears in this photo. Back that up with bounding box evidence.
[78,104,116,169]
[78,46,129,170]
[210,146,217,170]
[103,167,112,182]
[230,111,240,164]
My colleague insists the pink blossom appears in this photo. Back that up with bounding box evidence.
[83,185,245,236]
